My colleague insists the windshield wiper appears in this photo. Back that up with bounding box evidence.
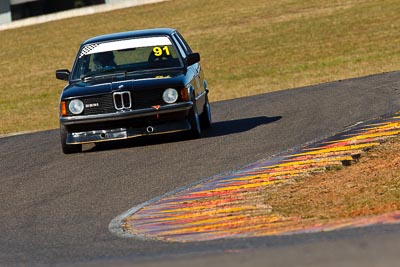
[81,69,127,81]
[80,73,95,82]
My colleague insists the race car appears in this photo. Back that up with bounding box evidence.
[56,28,211,154]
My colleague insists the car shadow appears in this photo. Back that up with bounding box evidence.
[203,115,282,138]
[85,115,282,153]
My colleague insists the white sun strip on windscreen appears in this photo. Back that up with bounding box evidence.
[79,36,172,58]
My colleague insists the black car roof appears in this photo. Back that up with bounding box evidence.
[81,28,177,46]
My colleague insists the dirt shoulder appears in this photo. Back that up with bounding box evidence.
[266,137,400,224]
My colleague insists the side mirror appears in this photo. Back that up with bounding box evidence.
[186,53,200,66]
[56,69,70,81]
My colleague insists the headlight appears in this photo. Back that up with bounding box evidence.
[69,99,84,115]
[162,88,178,104]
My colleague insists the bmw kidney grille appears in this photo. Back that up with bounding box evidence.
[113,91,132,110]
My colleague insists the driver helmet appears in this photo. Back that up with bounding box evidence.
[93,51,116,69]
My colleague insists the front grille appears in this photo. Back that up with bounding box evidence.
[131,88,165,109]
[65,88,181,116]
[113,91,132,110]
[84,94,115,115]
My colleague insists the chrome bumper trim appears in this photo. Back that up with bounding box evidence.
[60,101,193,126]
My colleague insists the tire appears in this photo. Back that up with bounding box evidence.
[60,124,82,154]
[187,106,202,139]
[200,96,212,129]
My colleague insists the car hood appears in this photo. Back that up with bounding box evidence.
[61,70,190,99]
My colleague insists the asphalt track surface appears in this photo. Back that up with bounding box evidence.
[1,71,400,266]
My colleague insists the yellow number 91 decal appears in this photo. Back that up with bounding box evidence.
[153,46,171,57]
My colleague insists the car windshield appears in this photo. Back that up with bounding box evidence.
[71,36,183,80]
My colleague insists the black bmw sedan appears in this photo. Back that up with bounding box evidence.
[56,28,211,154]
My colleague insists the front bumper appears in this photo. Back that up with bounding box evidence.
[66,120,191,144]
[60,102,193,144]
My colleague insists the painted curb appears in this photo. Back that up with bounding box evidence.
[109,112,400,242]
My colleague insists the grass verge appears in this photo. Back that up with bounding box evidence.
[1,0,400,134]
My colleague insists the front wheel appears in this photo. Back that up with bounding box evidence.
[60,124,82,154]
[200,97,212,129]
[187,106,202,139]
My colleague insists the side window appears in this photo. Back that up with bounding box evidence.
[172,34,187,58]
[176,32,193,54]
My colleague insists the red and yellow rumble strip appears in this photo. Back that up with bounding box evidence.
[115,113,400,242]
